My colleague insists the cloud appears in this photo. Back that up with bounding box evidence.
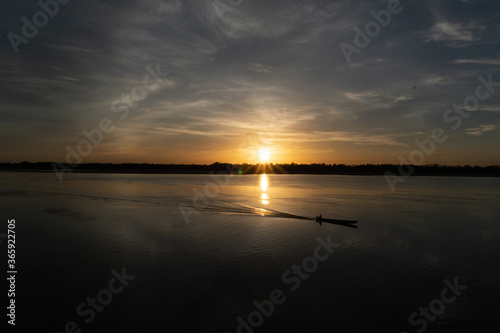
[423,75,448,85]
[273,131,407,147]
[451,58,500,65]
[344,91,378,101]
[423,17,486,47]
[426,21,477,42]
[248,63,275,73]
[465,124,498,136]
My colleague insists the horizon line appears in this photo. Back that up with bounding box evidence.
[2,161,500,167]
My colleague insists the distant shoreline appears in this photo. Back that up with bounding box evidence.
[2,170,499,178]
[1,162,499,177]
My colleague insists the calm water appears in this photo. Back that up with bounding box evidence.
[1,172,499,332]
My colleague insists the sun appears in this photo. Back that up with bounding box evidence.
[258,148,271,162]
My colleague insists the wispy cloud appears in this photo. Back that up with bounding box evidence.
[275,131,407,147]
[344,91,378,101]
[451,58,500,65]
[424,20,484,43]
[465,124,498,136]
[248,63,275,73]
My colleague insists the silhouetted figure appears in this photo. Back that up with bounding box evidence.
[316,214,322,225]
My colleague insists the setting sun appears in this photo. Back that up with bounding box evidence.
[258,148,271,162]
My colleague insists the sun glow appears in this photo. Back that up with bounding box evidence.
[258,148,271,162]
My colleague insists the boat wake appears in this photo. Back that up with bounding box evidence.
[199,200,358,228]
[203,201,313,220]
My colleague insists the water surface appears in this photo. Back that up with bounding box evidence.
[1,172,499,332]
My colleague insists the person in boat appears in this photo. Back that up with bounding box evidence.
[316,214,322,225]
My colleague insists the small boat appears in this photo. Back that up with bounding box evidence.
[316,215,358,228]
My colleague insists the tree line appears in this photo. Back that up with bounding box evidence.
[1,161,499,176]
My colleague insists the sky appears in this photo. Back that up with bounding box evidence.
[1,0,499,165]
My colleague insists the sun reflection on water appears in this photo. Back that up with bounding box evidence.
[260,174,269,205]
